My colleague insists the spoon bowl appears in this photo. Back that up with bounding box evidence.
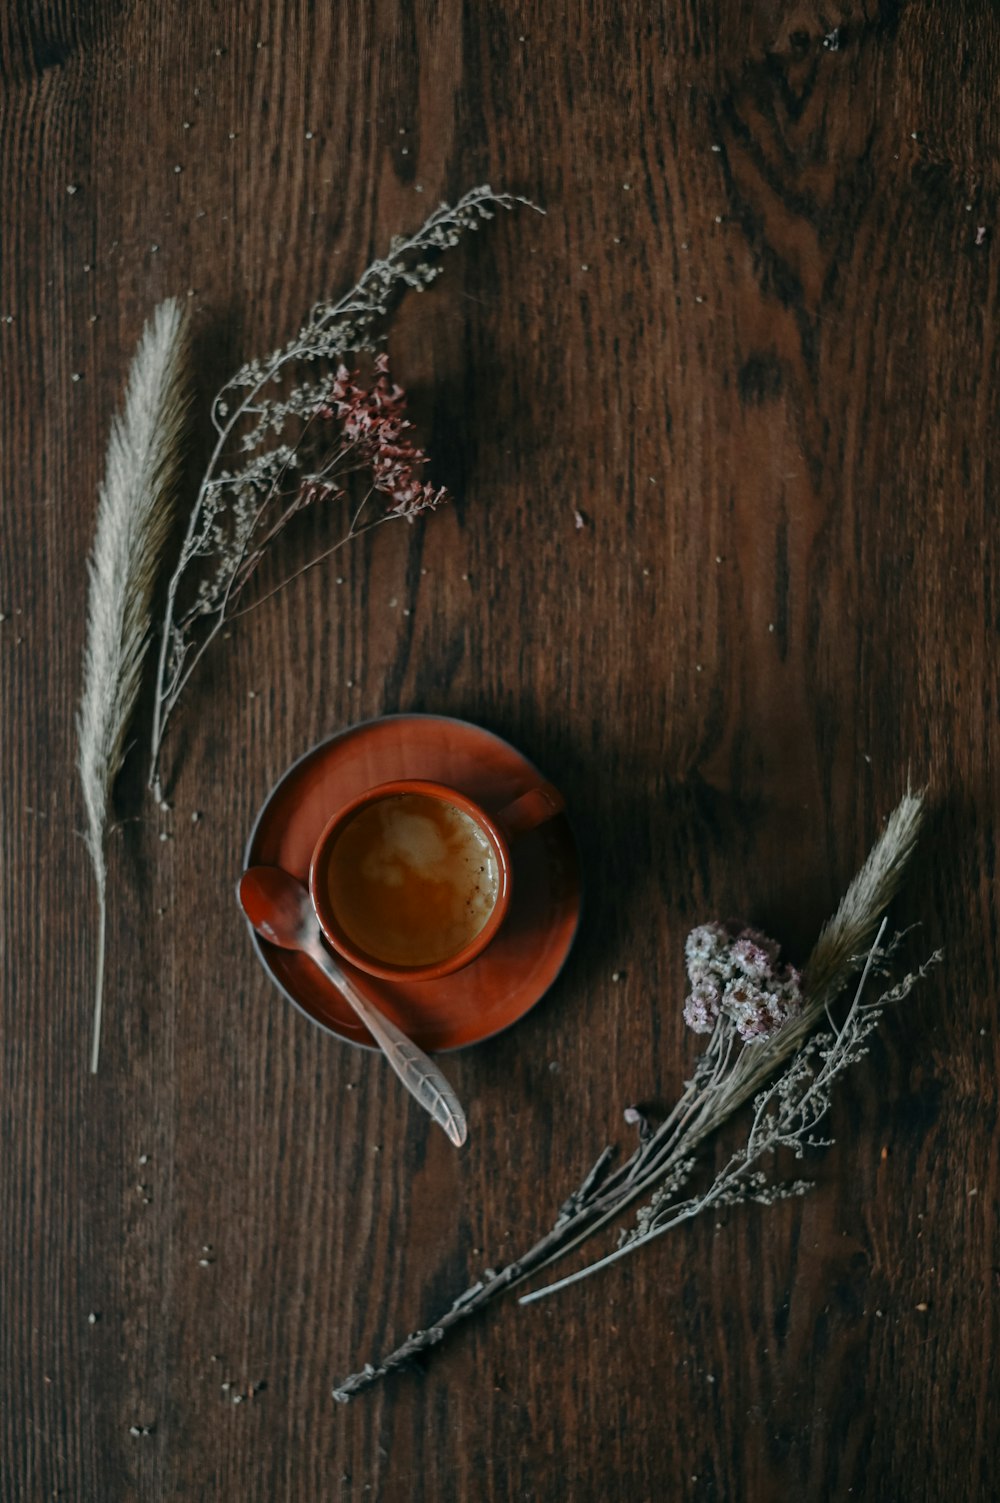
[239,865,316,950]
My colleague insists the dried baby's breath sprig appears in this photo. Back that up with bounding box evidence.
[331,790,933,1401]
[78,299,191,1072]
[153,351,448,788]
[148,186,538,800]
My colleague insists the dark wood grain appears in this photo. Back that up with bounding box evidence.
[2,2,998,1498]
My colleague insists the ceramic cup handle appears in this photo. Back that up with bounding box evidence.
[493,781,565,841]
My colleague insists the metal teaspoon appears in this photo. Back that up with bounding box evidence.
[238,865,468,1147]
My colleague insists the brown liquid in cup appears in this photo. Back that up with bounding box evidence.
[326,793,500,967]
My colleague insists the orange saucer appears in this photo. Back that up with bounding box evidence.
[243,715,581,1051]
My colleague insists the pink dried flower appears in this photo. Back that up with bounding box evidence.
[685,922,729,968]
[733,926,780,965]
[683,922,802,1044]
[731,936,774,981]
[683,980,723,1034]
[722,977,800,1044]
[301,480,343,508]
[325,355,448,521]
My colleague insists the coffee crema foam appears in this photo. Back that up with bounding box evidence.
[326,793,500,966]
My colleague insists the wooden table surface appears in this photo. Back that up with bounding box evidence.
[2,3,998,1499]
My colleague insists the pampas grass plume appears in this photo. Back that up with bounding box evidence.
[78,299,191,1073]
[701,788,928,1125]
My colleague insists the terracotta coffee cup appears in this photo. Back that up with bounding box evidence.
[309,777,565,982]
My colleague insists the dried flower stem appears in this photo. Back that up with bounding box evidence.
[148,186,539,800]
[332,790,929,1401]
[78,300,191,1071]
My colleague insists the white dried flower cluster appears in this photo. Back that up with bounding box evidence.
[148,186,536,799]
[683,922,803,1042]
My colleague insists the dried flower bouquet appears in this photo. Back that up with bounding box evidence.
[148,186,536,800]
[332,790,937,1401]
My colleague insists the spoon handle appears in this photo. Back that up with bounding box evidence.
[308,943,468,1148]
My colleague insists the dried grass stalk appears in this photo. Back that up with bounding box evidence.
[804,788,926,1001]
[78,299,191,1073]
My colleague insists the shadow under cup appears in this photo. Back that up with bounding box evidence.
[309,781,514,983]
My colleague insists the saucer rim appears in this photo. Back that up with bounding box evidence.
[242,712,581,1053]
